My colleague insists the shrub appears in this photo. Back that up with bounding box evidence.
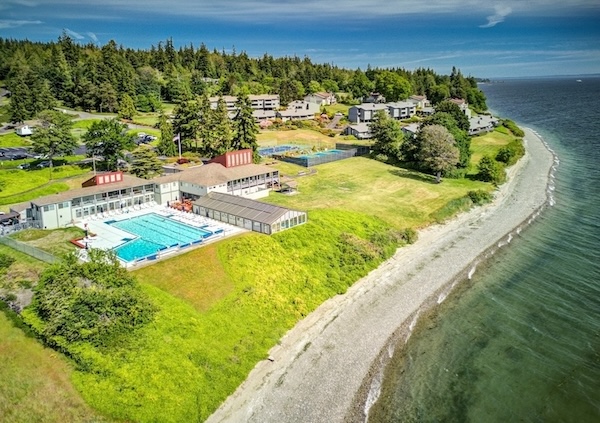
[477,155,506,185]
[501,119,525,137]
[25,250,156,349]
[177,157,190,165]
[468,190,493,205]
[374,153,389,163]
[496,139,525,166]
[0,252,16,270]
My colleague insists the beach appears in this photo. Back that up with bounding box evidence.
[206,127,556,423]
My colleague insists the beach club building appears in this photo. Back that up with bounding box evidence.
[12,149,307,234]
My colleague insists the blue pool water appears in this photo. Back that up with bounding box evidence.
[110,213,212,262]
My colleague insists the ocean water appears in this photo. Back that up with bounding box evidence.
[367,77,600,422]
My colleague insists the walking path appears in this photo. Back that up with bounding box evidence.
[206,127,556,423]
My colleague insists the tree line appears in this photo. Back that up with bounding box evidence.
[0,35,486,123]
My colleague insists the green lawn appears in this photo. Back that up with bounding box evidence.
[470,128,515,166]
[267,156,490,229]
[0,132,31,148]
[0,166,92,206]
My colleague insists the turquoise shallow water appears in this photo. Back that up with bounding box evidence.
[368,77,600,422]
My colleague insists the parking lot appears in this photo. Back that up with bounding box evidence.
[0,145,88,162]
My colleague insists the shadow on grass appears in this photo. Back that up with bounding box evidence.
[388,168,437,184]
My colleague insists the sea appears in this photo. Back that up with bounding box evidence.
[367,76,600,422]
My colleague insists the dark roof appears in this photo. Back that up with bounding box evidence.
[194,192,301,225]
[0,211,19,222]
[156,162,275,186]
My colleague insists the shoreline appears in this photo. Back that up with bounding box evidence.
[206,127,557,423]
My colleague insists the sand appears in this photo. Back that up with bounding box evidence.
[206,127,556,423]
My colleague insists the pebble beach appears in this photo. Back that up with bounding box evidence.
[206,127,556,423]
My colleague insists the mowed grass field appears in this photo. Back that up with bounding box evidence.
[268,156,489,229]
[257,128,344,149]
[469,127,517,166]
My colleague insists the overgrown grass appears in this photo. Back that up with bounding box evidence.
[0,244,47,291]
[44,209,406,422]
[0,310,110,422]
[10,227,85,256]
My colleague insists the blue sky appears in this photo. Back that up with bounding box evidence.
[1,0,599,78]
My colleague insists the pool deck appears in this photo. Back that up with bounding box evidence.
[76,203,244,266]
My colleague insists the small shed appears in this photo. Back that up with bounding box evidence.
[16,125,32,136]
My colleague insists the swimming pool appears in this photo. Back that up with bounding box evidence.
[109,213,212,262]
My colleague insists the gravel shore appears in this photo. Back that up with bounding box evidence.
[206,127,556,423]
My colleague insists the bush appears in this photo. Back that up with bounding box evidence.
[500,119,525,137]
[374,153,389,163]
[468,190,493,205]
[477,155,506,185]
[496,139,525,166]
[25,250,156,349]
[0,252,16,270]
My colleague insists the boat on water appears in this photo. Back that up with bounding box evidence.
[576,79,582,82]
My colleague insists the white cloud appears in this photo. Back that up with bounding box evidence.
[64,27,84,39]
[0,19,42,29]
[480,5,513,28]
[87,32,98,43]
[8,1,599,23]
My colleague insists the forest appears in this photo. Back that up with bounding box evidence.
[0,34,487,123]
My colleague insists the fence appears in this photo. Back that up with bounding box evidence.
[0,222,57,263]
[273,148,357,167]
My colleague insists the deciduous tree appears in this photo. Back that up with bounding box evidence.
[83,118,134,171]
[415,124,459,183]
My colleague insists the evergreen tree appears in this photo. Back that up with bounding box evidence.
[232,93,259,161]
[171,96,201,152]
[98,81,118,113]
[30,110,78,171]
[205,97,233,157]
[156,112,177,157]
[129,145,164,179]
[118,93,136,120]
[370,110,403,161]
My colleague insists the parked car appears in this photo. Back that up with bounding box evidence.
[9,153,28,160]
[37,160,51,168]
[17,163,30,169]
